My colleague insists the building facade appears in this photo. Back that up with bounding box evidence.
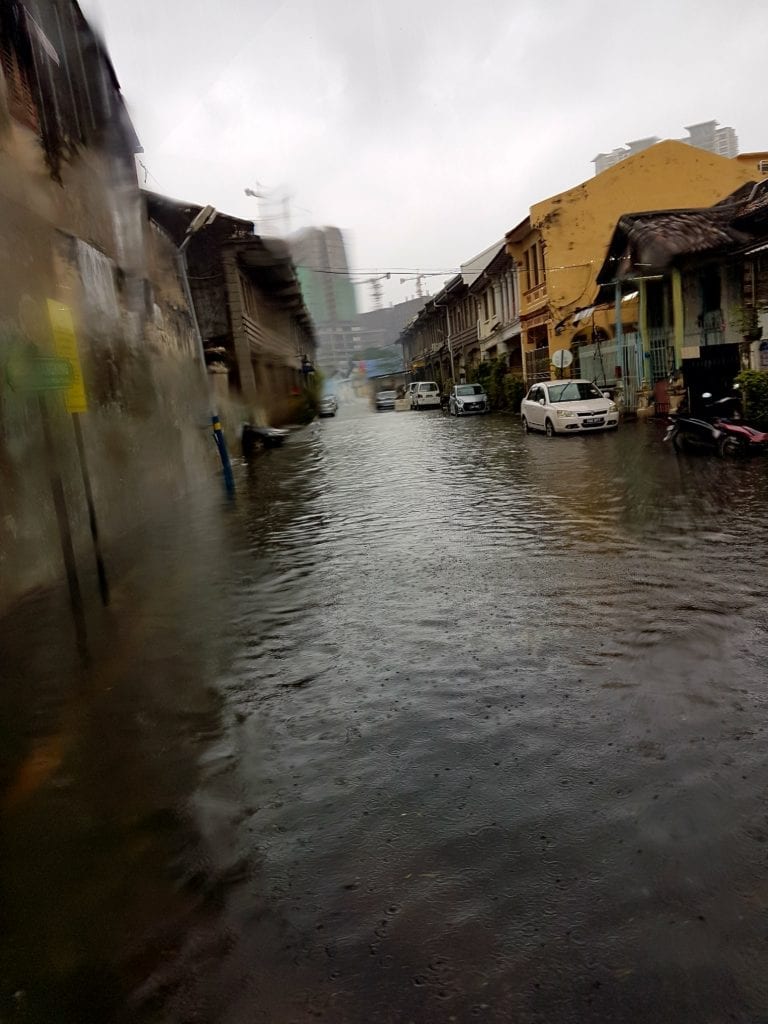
[356,296,429,354]
[399,243,521,386]
[595,180,768,413]
[505,140,768,398]
[464,243,521,373]
[146,193,316,429]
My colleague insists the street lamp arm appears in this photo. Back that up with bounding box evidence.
[180,205,218,252]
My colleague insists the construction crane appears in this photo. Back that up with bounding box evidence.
[358,272,390,310]
[399,274,426,298]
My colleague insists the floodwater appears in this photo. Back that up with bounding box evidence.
[3,401,768,1023]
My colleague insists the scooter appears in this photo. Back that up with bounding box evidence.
[664,391,768,456]
[704,391,768,454]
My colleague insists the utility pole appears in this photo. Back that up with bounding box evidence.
[447,306,454,382]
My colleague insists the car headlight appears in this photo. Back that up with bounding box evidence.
[556,409,577,418]
[457,399,464,406]
[608,402,617,413]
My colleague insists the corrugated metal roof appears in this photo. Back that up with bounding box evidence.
[613,208,749,271]
[596,180,768,296]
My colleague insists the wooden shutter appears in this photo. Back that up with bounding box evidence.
[0,38,39,131]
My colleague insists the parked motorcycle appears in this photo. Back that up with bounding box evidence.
[664,391,768,457]
[241,423,289,456]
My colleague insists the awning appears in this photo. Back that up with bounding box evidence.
[572,305,596,325]
[554,305,596,334]
[745,241,768,256]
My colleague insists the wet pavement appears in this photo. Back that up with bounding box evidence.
[3,402,768,1023]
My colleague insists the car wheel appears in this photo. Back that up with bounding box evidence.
[718,434,745,458]
[521,416,529,434]
[545,418,556,438]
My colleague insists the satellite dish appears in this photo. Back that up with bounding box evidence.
[551,349,573,369]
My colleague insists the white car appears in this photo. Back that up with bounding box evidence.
[411,381,441,409]
[520,379,618,436]
[449,383,489,416]
[319,394,338,417]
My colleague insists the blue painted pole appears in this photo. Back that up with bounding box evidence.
[212,413,235,497]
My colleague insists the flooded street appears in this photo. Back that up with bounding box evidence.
[3,404,768,1023]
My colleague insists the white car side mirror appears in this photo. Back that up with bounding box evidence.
[538,398,545,406]
[602,391,610,399]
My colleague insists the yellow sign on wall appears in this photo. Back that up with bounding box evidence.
[47,299,87,413]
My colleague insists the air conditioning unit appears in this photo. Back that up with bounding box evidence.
[759,159,768,176]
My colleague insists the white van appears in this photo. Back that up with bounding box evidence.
[411,381,441,409]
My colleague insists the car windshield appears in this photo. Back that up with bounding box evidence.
[420,383,438,391]
[547,382,603,403]
[456,385,482,396]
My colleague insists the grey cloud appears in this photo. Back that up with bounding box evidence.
[81,0,767,308]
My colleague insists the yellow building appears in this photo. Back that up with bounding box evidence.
[505,140,768,388]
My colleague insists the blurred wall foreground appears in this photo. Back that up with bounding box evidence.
[0,1,216,613]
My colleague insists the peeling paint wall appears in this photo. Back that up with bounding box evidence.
[0,26,215,614]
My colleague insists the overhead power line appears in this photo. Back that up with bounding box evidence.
[295,261,596,277]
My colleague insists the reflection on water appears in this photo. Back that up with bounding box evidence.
[2,406,768,1023]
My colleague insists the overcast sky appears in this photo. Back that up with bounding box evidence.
[81,0,766,311]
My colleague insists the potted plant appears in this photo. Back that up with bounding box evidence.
[732,303,763,342]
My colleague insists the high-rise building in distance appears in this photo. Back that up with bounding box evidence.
[289,226,360,374]
[682,120,738,158]
[593,121,738,175]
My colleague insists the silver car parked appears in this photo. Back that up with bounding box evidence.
[449,383,489,416]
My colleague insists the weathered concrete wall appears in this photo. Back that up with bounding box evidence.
[0,111,216,614]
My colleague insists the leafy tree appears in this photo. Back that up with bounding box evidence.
[467,357,525,412]
[735,369,768,428]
